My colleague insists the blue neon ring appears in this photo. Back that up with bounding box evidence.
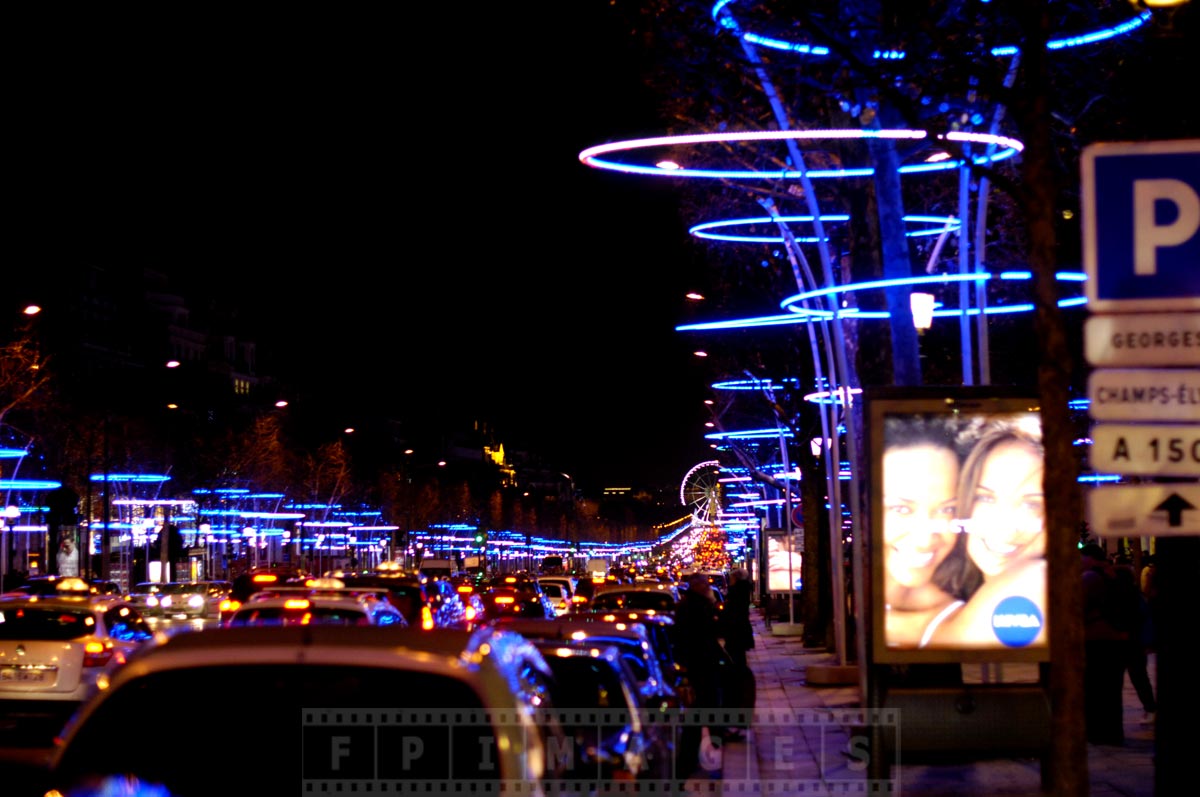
[711,2,1151,58]
[579,129,1023,181]
[690,214,960,243]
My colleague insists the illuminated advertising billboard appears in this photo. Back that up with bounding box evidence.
[764,528,803,592]
[868,389,1049,664]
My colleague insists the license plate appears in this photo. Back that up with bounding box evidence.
[0,666,54,683]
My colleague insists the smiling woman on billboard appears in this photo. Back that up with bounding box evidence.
[869,390,1050,664]
[922,418,1049,649]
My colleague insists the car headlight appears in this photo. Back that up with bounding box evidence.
[188,595,204,608]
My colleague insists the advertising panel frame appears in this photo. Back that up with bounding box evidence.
[763,527,803,593]
[867,387,1049,665]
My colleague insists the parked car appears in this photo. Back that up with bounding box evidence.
[141,580,232,619]
[38,625,569,796]
[0,594,156,729]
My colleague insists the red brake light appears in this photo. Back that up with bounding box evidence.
[83,640,114,667]
[494,596,515,605]
[421,605,435,631]
[252,574,278,583]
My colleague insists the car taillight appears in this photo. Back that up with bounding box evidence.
[494,596,515,605]
[465,606,477,622]
[572,595,589,603]
[421,605,435,631]
[220,598,240,613]
[83,640,114,667]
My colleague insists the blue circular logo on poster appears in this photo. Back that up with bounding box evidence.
[990,596,1043,647]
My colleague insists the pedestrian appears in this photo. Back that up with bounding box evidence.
[1080,543,1128,745]
[1113,558,1156,724]
[719,567,756,738]
[674,572,727,776]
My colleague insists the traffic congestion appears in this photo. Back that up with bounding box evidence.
[0,560,740,796]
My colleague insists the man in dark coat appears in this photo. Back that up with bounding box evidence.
[674,572,726,776]
[719,568,756,737]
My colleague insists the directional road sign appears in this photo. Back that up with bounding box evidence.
[1082,139,1200,313]
[1083,312,1200,367]
[1087,483,1200,537]
[1090,423,1200,476]
[1087,368,1200,422]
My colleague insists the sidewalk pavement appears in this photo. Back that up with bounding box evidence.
[704,609,1156,796]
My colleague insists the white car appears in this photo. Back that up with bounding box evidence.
[0,594,156,723]
[536,575,579,616]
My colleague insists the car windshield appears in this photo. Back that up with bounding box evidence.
[543,655,629,710]
[0,606,94,640]
[54,665,501,796]
[160,583,204,595]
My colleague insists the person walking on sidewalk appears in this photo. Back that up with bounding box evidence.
[719,567,756,738]
[675,572,726,777]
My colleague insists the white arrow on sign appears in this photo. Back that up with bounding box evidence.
[1087,483,1200,537]
[1087,368,1200,422]
[1084,312,1200,367]
[1089,423,1200,476]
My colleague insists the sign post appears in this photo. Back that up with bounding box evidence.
[1082,139,1200,792]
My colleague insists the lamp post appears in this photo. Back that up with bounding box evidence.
[1,505,20,590]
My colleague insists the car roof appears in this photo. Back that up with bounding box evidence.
[0,594,132,611]
[114,624,535,672]
[491,616,651,643]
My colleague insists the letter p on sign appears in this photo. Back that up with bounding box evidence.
[1083,140,1200,313]
[1134,179,1200,275]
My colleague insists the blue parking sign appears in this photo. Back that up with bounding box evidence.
[1082,139,1200,312]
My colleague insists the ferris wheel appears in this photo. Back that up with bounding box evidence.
[680,460,724,526]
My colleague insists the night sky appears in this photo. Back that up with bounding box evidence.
[10,4,717,494]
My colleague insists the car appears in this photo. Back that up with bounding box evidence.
[218,566,313,623]
[0,593,156,729]
[533,640,672,784]
[39,625,570,796]
[489,615,679,714]
[536,575,580,616]
[589,583,681,616]
[223,592,408,627]
[338,573,468,630]
[140,580,232,619]
[479,575,558,621]
[448,575,488,628]
[580,609,683,692]
[0,576,102,599]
